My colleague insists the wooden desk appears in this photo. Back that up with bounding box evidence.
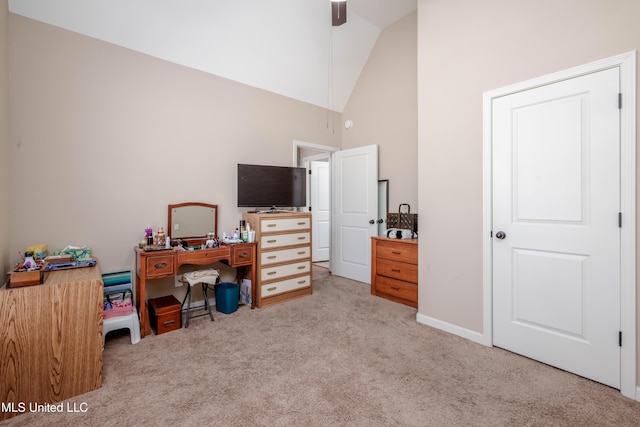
[0,266,103,421]
[135,242,256,338]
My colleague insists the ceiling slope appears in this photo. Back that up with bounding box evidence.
[8,0,416,112]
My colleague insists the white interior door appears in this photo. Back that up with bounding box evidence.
[492,67,621,388]
[311,160,330,262]
[331,145,378,283]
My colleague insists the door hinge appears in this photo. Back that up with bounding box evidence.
[618,93,622,109]
[308,169,312,175]
[490,230,493,238]
[309,206,312,211]
[618,212,622,228]
[619,331,622,347]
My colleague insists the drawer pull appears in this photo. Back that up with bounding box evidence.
[267,286,277,291]
[297,251,306,255]
[297,222,306,225]
[297,266,306,270]
[267,239,277,243]
[391,287,400,291]
[297,280,307,285]
[154,262,167,269]
[238,253,248,258]
[392,251,402,255]
[163,319,175,326]
[267,271,277,276]
[267,255,277,259]
[267,223,277,228]
[392,268,401,273]
[297,236,306,240]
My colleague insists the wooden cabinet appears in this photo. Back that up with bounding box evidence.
[371,236,418,308]
[0,267,104,421]
[243,212,312,307]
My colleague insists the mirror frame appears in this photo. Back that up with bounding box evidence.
[168,202,218,246]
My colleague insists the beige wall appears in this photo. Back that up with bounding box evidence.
[8,14,340,298]
[417,0,640,382]
[342,12,417,210]
[1,0,9,276]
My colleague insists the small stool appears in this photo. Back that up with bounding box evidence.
[181,269,220,328]
[103,307,141,346]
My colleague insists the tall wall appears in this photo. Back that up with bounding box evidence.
[0,0,9,276]
[342,12,417,210]
[8,14,340,298]
[417,0,640,383]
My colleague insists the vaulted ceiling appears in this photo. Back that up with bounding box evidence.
[8,0,416,112]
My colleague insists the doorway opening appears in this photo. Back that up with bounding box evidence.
[293,140,339,271]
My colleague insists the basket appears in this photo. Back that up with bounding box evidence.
[386,204,418,233]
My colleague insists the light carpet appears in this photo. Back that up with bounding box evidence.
[3,273,640,426]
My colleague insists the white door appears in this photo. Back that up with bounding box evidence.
[311,160,330,262]
[492,68,621,388]
[332,145,378,283]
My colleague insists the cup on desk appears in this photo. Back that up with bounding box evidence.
[248,231,255,243]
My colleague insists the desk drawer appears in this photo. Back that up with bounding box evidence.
[261,232,310,249]
[176,247,230,265]
[232,245,254,266]
[376,258,418,283]
[261,217,310,232]
[261,274,311,297]
[261,247,310,265]
[146,255,174,278]
[261,261,310,281]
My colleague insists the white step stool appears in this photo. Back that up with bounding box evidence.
[103,307,140,346]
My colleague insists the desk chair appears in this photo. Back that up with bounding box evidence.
[181,269,220,328]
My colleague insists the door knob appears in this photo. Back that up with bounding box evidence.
[377,219,384,224]
[495,231,506,240]
[369,219,376,224]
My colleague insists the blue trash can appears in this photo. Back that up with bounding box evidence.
[215,282,240,314]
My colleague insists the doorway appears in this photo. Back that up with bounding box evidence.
[482,52,636,398]
[294,141,338,271]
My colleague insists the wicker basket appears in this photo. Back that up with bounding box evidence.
[386,204,418,233]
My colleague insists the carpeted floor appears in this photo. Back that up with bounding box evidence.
[3,272,640,426]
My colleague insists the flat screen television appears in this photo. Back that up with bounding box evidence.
[237,164,307,209]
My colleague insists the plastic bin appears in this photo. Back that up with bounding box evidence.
[215,282,240,314]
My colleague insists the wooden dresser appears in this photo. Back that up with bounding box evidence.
[243,212,312,307]
[371,236,418,308]
[0,266,103,421]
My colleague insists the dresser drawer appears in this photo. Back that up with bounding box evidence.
[376,258,418,283]
[376,240,418,264]
[375,275,417,304]
[232,245,254,266]
[261,261,310,281]
[261,232,310,249]
[261,217,310,232]
[261,247,310,265]
[261,274,311,297]
[145,255,174,278]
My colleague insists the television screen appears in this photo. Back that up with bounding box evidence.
[237,164,307,208]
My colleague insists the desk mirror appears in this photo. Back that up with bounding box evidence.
[168,202,218,244]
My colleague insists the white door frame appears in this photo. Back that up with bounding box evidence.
[482,51,636,399]
[293,140,339,268]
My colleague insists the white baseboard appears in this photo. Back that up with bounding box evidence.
[416,312,490,346]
